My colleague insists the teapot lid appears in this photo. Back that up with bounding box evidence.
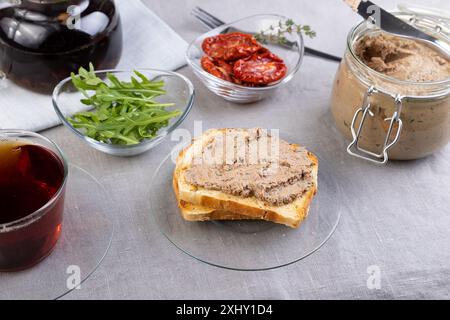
[0,0,112,52]
[17,0,89,12]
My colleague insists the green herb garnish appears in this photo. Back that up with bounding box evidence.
[67,64,181,145]
[254,19,316,45]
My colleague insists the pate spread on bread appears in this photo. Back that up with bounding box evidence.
[173,128,318,228]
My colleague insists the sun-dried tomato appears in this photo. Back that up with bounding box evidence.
[202,32,261,61]
[200,55,233,82]
[233,51,287,85]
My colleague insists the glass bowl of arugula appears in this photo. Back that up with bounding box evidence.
[52,65,195,156]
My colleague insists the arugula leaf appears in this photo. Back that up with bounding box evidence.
[67,64,180,145]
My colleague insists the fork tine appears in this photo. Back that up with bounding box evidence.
[191,7,223,29]
[193,6,225,26]
[191,11,217,29]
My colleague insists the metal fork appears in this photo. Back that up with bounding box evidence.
[191,6,342,63]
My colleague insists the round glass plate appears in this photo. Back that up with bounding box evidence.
[150,148,342,271]
[0,164,114,299]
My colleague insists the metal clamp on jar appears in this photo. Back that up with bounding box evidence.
[347,86,404,164]
[331,7,450,163]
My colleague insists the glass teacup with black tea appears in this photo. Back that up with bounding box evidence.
[0,130,68,271]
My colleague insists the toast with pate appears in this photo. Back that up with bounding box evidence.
[173,128,318,228]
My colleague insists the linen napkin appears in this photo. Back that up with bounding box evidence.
[0,0,188,132]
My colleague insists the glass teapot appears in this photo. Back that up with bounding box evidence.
[0,0,122,93]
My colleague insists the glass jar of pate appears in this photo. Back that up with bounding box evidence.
[331,10,450,163]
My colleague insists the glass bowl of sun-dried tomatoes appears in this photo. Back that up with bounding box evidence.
[186,14,304,103]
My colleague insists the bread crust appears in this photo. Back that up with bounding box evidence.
[173,128,318,228]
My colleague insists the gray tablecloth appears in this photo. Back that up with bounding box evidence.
[44,0,449,299]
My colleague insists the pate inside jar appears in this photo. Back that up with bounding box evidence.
[331,12,450,162]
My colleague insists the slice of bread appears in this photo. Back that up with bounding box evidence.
[174,129,318,228]
[173,169,258,221]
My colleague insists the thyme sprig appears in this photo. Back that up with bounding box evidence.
[254,19,316,45]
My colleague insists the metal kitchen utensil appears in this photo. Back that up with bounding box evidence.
[349,0,450,54]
